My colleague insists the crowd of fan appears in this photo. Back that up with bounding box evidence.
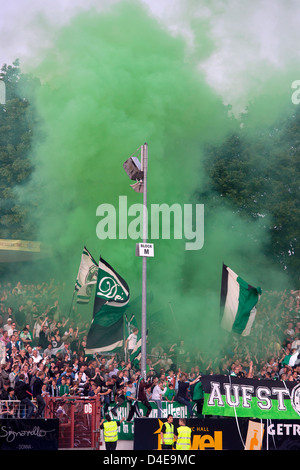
[0,280,299,419]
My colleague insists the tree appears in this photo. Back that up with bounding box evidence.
[200,106,300,285]
[0,60,40,240]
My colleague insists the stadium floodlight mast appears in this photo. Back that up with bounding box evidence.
[123,143,148,380]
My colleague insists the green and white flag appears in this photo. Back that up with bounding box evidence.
[95,257,130,307]
[75,246,98,304]
[123,312,142,365]
[85,257,130,354]
[220,264,262,336]
[130,338,142,368]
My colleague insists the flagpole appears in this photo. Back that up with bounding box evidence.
[141,142,148,380]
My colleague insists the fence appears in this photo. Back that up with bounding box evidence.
[44,396,102,449]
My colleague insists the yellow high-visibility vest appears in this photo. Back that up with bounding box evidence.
[103,421,118,442]
[163,422,174,445]
[176,425,191,450]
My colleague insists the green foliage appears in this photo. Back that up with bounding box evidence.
[201,107,300,285]
[0,60,40,240]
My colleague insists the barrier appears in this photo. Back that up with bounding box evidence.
[0,397,192,449]
[44,398,192,446]
[2,397,300,450]
[44,396,102,449]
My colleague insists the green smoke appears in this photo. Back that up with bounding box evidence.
[19,0,294,357]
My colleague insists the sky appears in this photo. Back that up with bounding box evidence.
[1,0,300,114]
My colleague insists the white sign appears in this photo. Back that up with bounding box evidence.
[84,403,93,414]
[136,243,154,257]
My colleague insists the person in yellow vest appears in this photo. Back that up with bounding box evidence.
[100,414,125,450]
[160,414,175,450]
[175,418,192,450]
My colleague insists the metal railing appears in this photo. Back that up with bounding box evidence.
[0,399,37,419]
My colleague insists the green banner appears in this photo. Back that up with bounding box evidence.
[201,375,300,420]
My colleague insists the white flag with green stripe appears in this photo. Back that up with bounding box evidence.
[220,264,262,336]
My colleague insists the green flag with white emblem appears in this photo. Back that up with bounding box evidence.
[85,257,130,354]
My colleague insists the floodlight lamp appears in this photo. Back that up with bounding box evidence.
[123,156,144,181]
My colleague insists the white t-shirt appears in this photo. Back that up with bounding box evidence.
[152,385,166,400]
[127,333,137,350]
[32,353,42,364]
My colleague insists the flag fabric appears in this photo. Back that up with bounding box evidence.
[220,264,262,336]
[85,257,130,355]
[75,247,98,304]
[85,304,127,353]
[95,257,130,307]
[130,338,142,368]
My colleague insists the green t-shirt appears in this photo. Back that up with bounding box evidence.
[282,354,292,366]
[164,386,175,401]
